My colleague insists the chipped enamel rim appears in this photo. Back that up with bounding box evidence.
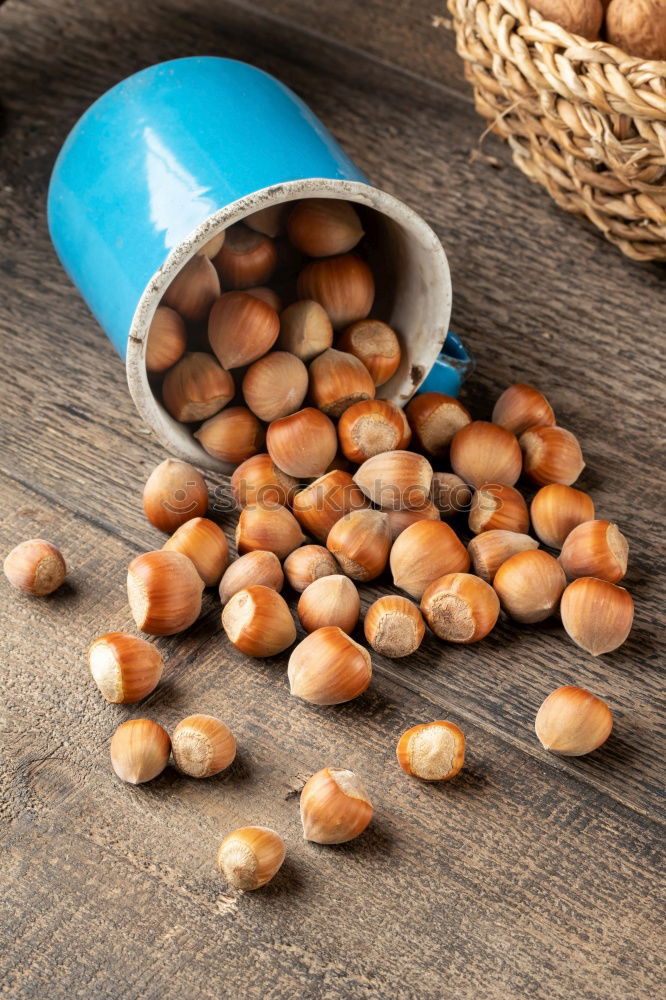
[126,178,452,474]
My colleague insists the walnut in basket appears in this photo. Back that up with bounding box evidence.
[529,0,603,38]
[606,0,666,60]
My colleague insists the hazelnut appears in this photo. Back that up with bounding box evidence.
[390,520,470,599]
[297,254,375,329]
[493,549,566,623]
[396,721,465,780]
[421,573,500,643]
[3,539,66,595]
[288,627,372,705]
[297,575,361,634]
[364,595,425,658]
[145,306,186,373]
[406,392,471,456]
[519,425,585,486]
[212,223,277,288]
[194,406,265,466]
[127,550,204,635]
[560,577,633,656]
[287,198,364,257]
[337,319,401,386]
[217,826,285,890]
[300,767,373,844]
[222,584,296,656]
[242,352,308,422]
[110,719,171,784]
[450,421,522,488]
[535,686,612,756]
[142,458,208,533]
[219,550,284,605]
[492,383,556,436]
[309,348,376,418]
[162,352,235,423]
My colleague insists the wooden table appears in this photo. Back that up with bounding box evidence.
[1,2,664,997]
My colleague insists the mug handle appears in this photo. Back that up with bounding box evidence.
[416,331,474,399]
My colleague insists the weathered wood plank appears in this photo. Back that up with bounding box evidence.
[1,479,663,1000]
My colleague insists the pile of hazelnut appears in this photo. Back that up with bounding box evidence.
[3,198,633,892]
[529,0,666,61]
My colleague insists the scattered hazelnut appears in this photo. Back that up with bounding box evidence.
[4,539,66,595]
[300,767,373,844]
[110,718,171,784]
[535,685,612,756]
[396,721,465,780]
[217,826,285,890]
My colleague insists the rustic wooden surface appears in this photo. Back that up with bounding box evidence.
[1,1,664,997]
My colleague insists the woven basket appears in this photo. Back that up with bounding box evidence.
[448,0,666,261]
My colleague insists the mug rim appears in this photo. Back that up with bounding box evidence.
[126,177,452,473]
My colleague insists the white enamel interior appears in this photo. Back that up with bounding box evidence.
[126,178,452,473]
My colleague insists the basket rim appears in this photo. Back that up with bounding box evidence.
[456,0,666,77]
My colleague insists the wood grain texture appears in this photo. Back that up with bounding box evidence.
[0,0,664,997]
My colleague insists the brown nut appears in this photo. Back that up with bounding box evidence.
[396,720,465,780]
[337,319,401,386]
[560,577,633,656]
[492,383,556,436]
[390,520,470,599]
[288,627,372,705]
[212,223,277,288]
[493,549,566,623]
[142,459,208,533]
[3,539,66,596]
[266,407,338,478]
[326,508,391,581]
[468,482,529,535]
[467,530,539,583]
[364,595,425,658]
[236,502,305,560]
[162,352,235,423]
[450,421,522,488]
[386,503,440,540]
[242,351,308,422]
[353,450,433,510]
[222,584,296,656]
[283,544,339,593]
[431,472,471,517]
[88,632,164,703]
[309,348,376,418]
[162,516,229,586]
[287,198,364,257]
[163,255,220,322]
[530,484,595,549]
[297,254,375,329]
[519,425,585,486]
[217,826,285,890]
[110,719,171,784]
[535,686,613,756]
[172,714,236,778]
[297,575,361,634]
[338,399,408,463]
[194,406,265,466]
[421,572,500,643]
[300,767,372,844]
[292,469,369,541]
[208,291,279,369]
[127,550,204,635]
[145,306,187,373]
[406,392,471,456]
[277,300,333,361]
[218,550,283,605]
[559,519,628,583]
[231,454,299,509]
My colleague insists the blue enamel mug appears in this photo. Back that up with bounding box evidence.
[48,56,471,472]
